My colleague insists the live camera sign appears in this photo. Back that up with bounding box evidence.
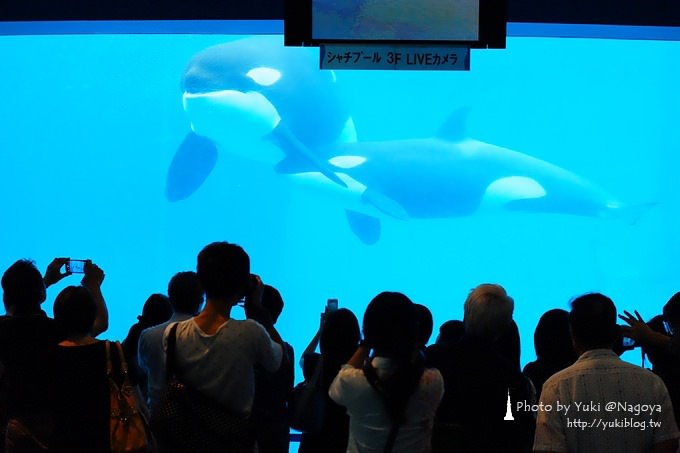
[320,44,470,71]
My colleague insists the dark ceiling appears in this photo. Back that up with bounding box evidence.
[1,0,679,26]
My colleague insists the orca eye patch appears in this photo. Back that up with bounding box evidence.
[246,67,282,86]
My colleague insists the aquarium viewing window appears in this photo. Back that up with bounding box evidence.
[0,19,679,370]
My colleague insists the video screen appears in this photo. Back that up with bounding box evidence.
[312,0,479,41]
[1,21,678,370]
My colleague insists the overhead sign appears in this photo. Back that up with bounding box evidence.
[320,44,470,71]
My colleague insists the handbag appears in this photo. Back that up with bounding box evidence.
[149,323,255,453]
[289,355,325,433]
[107,341,156,453]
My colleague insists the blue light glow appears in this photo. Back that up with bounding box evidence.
[1,23,678,370]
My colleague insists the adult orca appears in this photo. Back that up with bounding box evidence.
[166,35,356,201]
[287,109,649,244]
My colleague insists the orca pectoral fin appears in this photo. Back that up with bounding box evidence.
[268,122,347,188]
[166,132,219,202]
[361,189,409,220]
[345,210,381,245]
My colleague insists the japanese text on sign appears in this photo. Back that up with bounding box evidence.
[320,44,470,71]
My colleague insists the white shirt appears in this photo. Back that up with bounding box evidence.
[329,357,444,453]
[165,318,282,415]
[533,349,680,453]
[138,312,193,409]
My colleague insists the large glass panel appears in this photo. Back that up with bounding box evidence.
[1,22,678,368]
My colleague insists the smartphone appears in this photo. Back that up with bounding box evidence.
[327,298,338,312]
[66,259,87,274]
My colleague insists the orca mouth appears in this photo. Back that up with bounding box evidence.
[183,89,245,99]
[182,73,246,95]
[184,88,220,95]
[183,83,244,95]
[182,89,281,141]
[182,90,278,118]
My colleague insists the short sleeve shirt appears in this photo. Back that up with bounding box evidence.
[167,318,282,415]
[329,358,444,453]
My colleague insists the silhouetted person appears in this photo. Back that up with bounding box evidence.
[534,293,679,453]
[156,242,284,453]
[138,272,203,409]
[49,284,115,453]
[122,293,172,387]
[0,360,7,453]
[434,320,464,345]
[620,292,680,427]
[426,283,534,453]
[414,303,434,350]
[252,284,295,453]
[523,309,577,395]
[0,258,107,452]
[329,292,444,452]
[298,308,360,453]
[496,319,523,371]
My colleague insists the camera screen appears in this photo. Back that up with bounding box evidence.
[67,260,86,274]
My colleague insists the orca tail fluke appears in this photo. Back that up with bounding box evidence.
[609,201,660,225]
[166,132,219,202]
[345,210,381,245]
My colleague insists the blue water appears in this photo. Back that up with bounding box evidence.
[1,25,679,374]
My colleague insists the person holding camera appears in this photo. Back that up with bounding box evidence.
[156,242,284,453]
[620,292,680,426]
[534,293,679,453]
[329,291,444,453]
[0,257,108,453]
[252,285,295,453]
[297,306,361,453]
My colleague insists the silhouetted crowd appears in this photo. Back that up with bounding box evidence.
[1,241,680,453]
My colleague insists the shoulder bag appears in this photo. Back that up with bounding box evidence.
[107,341,156,453]
[149,323,255,453]
[289,354,325,433]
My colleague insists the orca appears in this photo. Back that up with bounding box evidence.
[287,109,650,244]
[166,35,356,201]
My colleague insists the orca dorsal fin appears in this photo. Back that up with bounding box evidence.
[436,107,471,142]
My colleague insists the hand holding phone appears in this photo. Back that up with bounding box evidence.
[43,257,71,287]
[327,298,338,312]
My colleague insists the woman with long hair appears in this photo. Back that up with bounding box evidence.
[329,292,443,453]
